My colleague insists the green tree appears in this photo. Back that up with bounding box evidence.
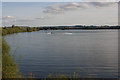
[12,25,15,28]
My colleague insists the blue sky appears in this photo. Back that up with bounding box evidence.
[2,2,118,26]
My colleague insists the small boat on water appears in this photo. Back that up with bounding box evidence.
[64,32,73,35]
[47,32,51,34]
[47,32,53,34]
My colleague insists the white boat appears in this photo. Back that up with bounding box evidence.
[47,32,53,34]
[64,32,73,35]
[47,32,52,34]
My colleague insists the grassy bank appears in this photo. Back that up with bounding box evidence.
[2,25,41,78]
[2,25,40,36]
[2,38,23,78]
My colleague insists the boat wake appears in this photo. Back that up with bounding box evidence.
[64,32,73,35]
[47,32,52,34]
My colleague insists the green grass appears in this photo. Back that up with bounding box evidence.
[0,29,2,79]
[2,25,40,36]
[1,25,40,78]
[2,38,23,78]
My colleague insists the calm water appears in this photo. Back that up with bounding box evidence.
[4,30,118,78]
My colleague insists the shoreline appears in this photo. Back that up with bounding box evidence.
[2,26,119,36]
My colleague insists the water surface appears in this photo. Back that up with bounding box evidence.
[4,30,118,78]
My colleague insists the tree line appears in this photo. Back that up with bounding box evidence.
[2,25,120,36]
[2,25,40,36]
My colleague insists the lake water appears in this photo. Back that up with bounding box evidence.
[4,30,118,78]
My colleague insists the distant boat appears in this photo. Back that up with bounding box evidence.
[64,32,73,35]
[47,32,51,34]
[47,32,53,34]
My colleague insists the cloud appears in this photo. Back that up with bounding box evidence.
[2,16,16,25]
[43,3,89,14]
[16,16,49,22]
[35,16,45,19]
[35,16,50,20]
[2,16,15,20]
[43,2,116,14]
[90,2,116,7]
[2,15,50,25]
[16,19,34,22]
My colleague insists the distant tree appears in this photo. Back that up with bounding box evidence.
[12,25,15,28]
[3,26,7,29]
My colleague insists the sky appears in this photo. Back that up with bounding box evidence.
[1,0,119,2]
[2,2,118,26]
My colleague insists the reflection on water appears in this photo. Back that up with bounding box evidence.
[4,30,118,78]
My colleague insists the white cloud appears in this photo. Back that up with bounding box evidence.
[43,3,89,14]
[90,2,116,7]
[2,16,16,25]
[2,16,15,20]
[35,16,50,20]
[16,19,34,23]
[43,2,116,14]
